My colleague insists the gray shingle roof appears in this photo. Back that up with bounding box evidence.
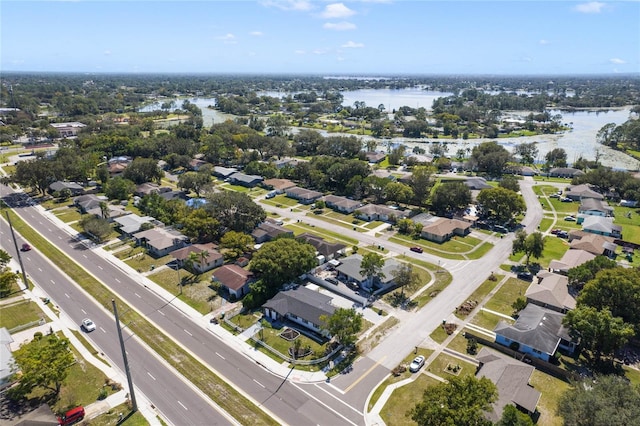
[263,286,335,327]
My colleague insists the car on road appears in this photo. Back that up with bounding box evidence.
[81,318,96,332]
[409,355,426,373]
[21,243,31,251]
[410,246,423,253]
[564,215,576,222]
[561,197,573,202]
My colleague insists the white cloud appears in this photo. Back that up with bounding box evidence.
[574,2,605,14]
[320,3,356,19]
[216,33,237,44]
[342,41,364,48]
[294,49,306,55]
[539,39,550,45]
[250,31,264,37]
[610,58,626,64]
[313,49,328,55]
[260,0,313,11]
[103,49,112,56]
[323,21,357,31]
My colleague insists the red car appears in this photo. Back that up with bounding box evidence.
[21,243,31,251]
[410,246,423,253]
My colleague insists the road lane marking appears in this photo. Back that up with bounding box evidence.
[99,327,107,333]
[184,329,192,336]
[253,379,265,388]
[134,292,141,298]
[147,372,156,380]
[158,311,165,316]
[82,254,87,258]
[37,267,42,272]
[215,352,225,360]
[64,293,70,298]
[292,383,358,426]
[314,384,362,414]
[50,279,55,284]
[114,278,120,283]
[177,401,188,410]
[81,309,87,314]
[97,265,103,270]
[344,355,387,393]
[58,235,62,239]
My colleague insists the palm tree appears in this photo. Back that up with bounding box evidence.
[198,250,210,272]
[99,201,109,220]
[186,252,200,274]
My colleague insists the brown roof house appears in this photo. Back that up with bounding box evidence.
[133,227,190,257]
[252,222,293,244]
[526,271,576,313]
[285,187,323,204]
[171,243,223,273]
[297,233,346,262]
[322,195,362,214]
[262,178,296,194]
[568,231,617,257]
[262,286,336,337]
[548,249,596,274]
[475,347,541,422]
[420,217,472,243]
[212,264,253,299]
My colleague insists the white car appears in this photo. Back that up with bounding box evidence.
[409,355,426,373]
[564,216,576,222]
[81,318,96,332]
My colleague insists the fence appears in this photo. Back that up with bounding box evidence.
[247,335,343,366]
[9,319,45,334]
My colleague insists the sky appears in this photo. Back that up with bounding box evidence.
[1,0,639,75]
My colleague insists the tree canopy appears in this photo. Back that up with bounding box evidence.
[557,375,640,426]
[408,375,497,426]
[359,252,385,288]
[430,181,472,216]
[471,141,513,176]
[320,308,363,347]
[476,187,526,224]
[204,191,266,234]
[249,238,317,289]
[567,256,617,288]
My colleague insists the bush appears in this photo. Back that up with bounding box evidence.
[98,387,108,400]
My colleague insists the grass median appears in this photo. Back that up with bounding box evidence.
[3,209,278,426]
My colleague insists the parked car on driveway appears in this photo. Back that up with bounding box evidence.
[325,277,338,285]
[409,355,426,373]
[564,216,576,222]
[517,272,533,281]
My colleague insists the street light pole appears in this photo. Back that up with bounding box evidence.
[112,299,138,412]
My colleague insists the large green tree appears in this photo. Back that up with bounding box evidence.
[104,176,135,201]
[545,148,568,168]
[557,375,640,426]
[476,187,526,224]
[497,405,534,426]
[359,252,385,289]
[204,191,266,234]
[471,141,513,176]
[567,256,617,288]
[0,249,19,298]
[220,231,254,260]
[408,375,497,426]
[430,181,472,216]
[177,171,212,197]
[408,166,435,206]
[9,333,75,399]
[249,238,317,290]
[563,306,634,364]
[320,308,363,346]
[182,209,220,242]
[122,157,163,184]
[79,215,111,242]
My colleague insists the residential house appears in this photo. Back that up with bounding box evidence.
[171,243,223,273]
[420,217,472,243]
[494,304,577,362]
[548,167,584,178]
[297,233,346,262]
[404,153,433,165]
[158,190,187,202]
[1,327,14,389]
[212,264,253,299]
[285,187,323,204]
[113,214,162,236]
[252,222,293,244]
[518,166,537,177]
[272,158,298,169]
[229,172,263,187]
[355,204,408,222]
[188,158,208,171]
[475,347,541,422]
[49,181,84,196]
[565,184,604,201]
[364,151,386,163]
[213,166,238,179]
[107,156,132,176]
[581,215,622,238]
[86,203,129,221]
[464,177,492,190]
[526,271,576,313]
[262,178,296,194]
[262,286,335,336]
[568,231,617,257]
[578,198,613,217]
[50,121,86,138]
[335,254,401,291]
[549,249,596,274]
[322,195,362,214]
[74,194,107,214]
[135,182,172,197]
[133,227,190,257]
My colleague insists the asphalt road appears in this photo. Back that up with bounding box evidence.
[1,187,365,426]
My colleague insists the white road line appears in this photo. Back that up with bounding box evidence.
[100,327,107,333]
[158,311,165,316]
[47,228,52,232]
[184,329,192,337]
[292,383,358,426]
[58,235,62,239]
[82,254,87,258]
[215,352,225,360]
[50,280,55,284]
[314,384,362,414]
[253,379,265,388]
[64,293,70,298]
[81,309,87,314]
[37,267,42,272]
[147,372,156,380]
[114,278,120,283]
[177,401,188,410]
[134,292,141,298]
[98,265,103,270]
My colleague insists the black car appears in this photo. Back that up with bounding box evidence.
[517,272,533,281]
[326,277,338,285]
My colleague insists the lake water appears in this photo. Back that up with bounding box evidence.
[139,93,638,170]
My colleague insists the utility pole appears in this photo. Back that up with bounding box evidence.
[5,211,29,289]
[112,299,138,412]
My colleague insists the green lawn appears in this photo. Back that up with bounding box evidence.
[113,244,146,260]
[124,253,172,273]
[85,402,148,426]
[484,277,531,316]
[261,194,299,207]
[0,300,46,329]
[613,205,640,244]
[429,324,450,344]
[454,275,502,320]
[548,197,579,214]
[54,208,83,223]
[284,222,359,246]
[470,309,510,330]
[147,267,220,314]
[380,374,441,426]
[307,212,367,232]
[257,324,329,361]
[536,236,570,268]
[466,242,494,260]
[533,176,574,184]
[41,198,75,210]
[529,370,570,426]
[426,353,477,380]
[539,216,554,232]
[390,233,487,260]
